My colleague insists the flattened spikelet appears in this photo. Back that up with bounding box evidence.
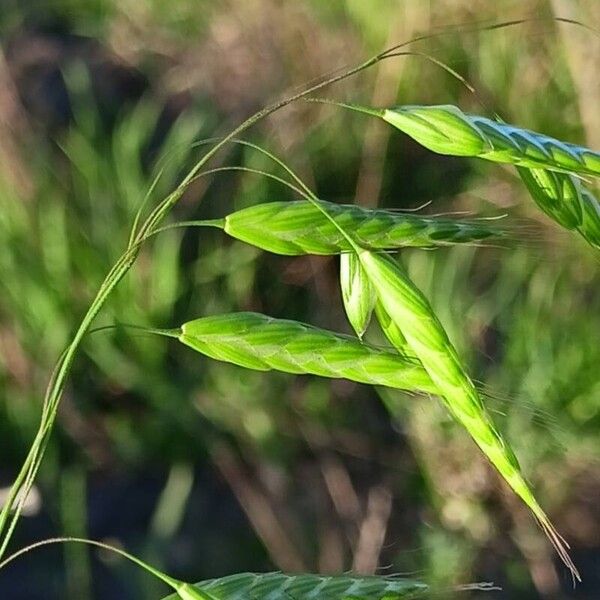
[179,312,437,394]
[223,200,504,255]
[518,166,600,248]
[517,167,583,230]
[340,251,376,338]
[374,299,410,354]
[577,185,600,249]
[163,572,429,600]
[381,104,600,177]
[357,249,579,580]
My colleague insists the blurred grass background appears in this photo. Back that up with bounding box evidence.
[0,0,599,598]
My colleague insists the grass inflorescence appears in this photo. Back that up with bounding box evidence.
[2,17,597,594]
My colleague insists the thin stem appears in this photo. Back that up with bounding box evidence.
[0,247,137,558]
[0,537,213,598]
[134,55,381,244]
[0,48,382,564]
[305,97,384,117]
[148,221,225,237]
[180,165,312,203]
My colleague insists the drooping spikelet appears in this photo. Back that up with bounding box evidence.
[518,166,600,248]
[222,199,504,255]
[357,249,580,580]
[339,251,376,338]
[380,104,600,177]
[164,571,429,600]
[178,312,436,394]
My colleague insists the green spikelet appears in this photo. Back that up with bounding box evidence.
[518,166,600,248]
[163,572,429,600]
[178,312,437,394]
[340,251,376,338]
[357,249,580,581]
[578,185,600,248]
[380,104,600,177]
[374,299,410,354]
[517,167,583,230]
[222,200,504,255]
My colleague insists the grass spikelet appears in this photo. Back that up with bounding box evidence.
[176,312,437,395]
[379,104,600,177]
[576,185,600,249]
[222,200,505,255]
[327,100,600,178]
[356,249,580,581]
[517,167,583,230]
[518,166,600,248]
[163,572,429,600]
[374,299,410,354]
[340,251,376,338]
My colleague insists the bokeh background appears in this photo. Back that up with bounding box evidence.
[0,1,599,598]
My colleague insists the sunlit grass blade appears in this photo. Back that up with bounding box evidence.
[221,199,506,255]
[174,312,436,394]
[356,249,580,581]
[163,572,430,600]
[340,251,376,338]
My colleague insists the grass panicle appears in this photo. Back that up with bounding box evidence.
[339,251,376,338]
[0,17,590,589]
[177,312,436,395]
[0,35,392,561]
[222,200,506,255]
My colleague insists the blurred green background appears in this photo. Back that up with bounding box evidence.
[0,0,599,598]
